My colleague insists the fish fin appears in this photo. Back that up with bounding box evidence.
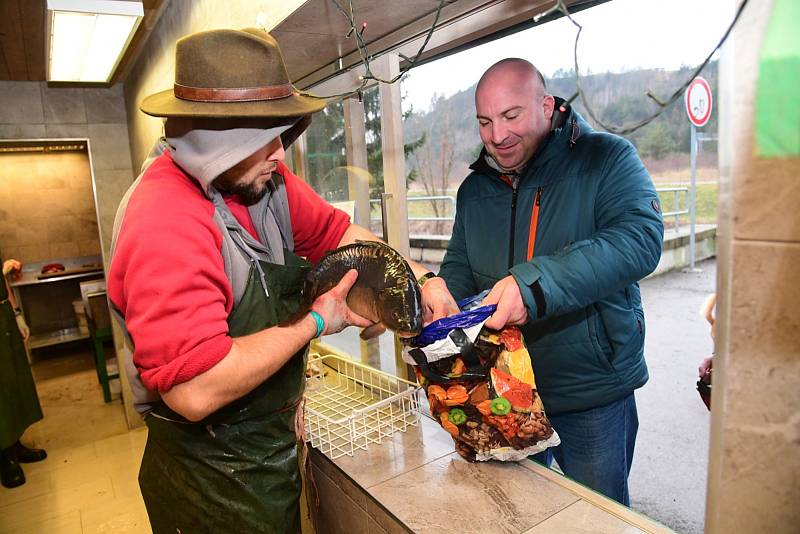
[316,247,341,264]
[355,239,391,250]
[359,322,386,340]
[282,278,316,326]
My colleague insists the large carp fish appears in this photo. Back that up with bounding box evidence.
[302,240,423,337]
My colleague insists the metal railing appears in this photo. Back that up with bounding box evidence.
[370,195,456,222]
[657,186,689,232]
[370,189,689,230]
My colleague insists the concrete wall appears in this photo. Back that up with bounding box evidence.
[0,151,100,263]
[409,226,718,276]
[0,82,135,260]
[651,225,716,277]
[707,0,800,531]
[0,80,138,425]
[123,0,282,172]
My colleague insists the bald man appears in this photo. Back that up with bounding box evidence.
[438,58,664,505]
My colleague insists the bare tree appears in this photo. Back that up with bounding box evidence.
[411,99,456,235]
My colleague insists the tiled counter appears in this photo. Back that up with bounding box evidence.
[307,415,673,534]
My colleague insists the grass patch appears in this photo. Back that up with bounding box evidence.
[376,185,718,229]
[371,192,457,220]
[658,183,718,226]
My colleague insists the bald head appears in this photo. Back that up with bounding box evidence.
[478,59,546,94]
[474,58,555,171]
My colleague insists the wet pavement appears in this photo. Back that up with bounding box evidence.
[631,258,716,533]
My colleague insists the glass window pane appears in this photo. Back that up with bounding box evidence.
[304,99,348,202]
[299,92,402,375]
[400,1,727,238]
[362,85,384,237]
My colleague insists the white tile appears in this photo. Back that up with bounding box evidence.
[21,443,98,477]
[13,510,82,534]
[93,428,147,459]
[1,347,147,533]
[524,501,646,533]
[80,494,152,534]
[0,476,115,531]
[0,470,51,507]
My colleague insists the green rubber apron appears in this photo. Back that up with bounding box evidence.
[0,269,43,450]
[138,251,310,534]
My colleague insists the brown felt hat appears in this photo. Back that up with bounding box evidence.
[140,28,325,145]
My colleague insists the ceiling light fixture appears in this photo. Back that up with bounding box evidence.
[46,0,143,83]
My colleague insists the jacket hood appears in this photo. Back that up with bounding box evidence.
[165,117,294,195]
[470,97,592,178]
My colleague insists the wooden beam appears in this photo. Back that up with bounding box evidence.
[343,96,381,366]
[376,53,415,381]
[20,0,45,80]
[291,132,309,183]
[0,39,9,79]
[0,0,28,79]
[343,97,370,227]
[376,53,410,258]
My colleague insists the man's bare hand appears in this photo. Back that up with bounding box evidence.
[310,269,374,335]
[698,356,713,384]
[16,315,30,341]
[481,275,528,330]
[3,259,21,276]
[420,276,459,325]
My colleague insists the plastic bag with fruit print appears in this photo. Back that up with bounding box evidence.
[403,291,560,462]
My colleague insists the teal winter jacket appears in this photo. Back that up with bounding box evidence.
[439,105,664,415]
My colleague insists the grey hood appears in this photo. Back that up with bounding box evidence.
[165,117,292,195]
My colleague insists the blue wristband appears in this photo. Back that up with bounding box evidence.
[309,311,325,338]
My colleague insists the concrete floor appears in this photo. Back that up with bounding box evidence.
[24,344,127,450]
[0,343,150,534]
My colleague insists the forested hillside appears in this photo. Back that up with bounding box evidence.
[303,62,719,200]
[403,61,718,192]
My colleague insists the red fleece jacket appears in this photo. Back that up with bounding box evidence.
[108,152,350,392]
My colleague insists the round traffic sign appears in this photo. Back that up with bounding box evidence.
[685,77,712,127]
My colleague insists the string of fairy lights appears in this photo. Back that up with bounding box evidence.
[551,0,750,134]
[292,0,447,101]
[296,0,749,135]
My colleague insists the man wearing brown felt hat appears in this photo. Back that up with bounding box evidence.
[108,28,457,533]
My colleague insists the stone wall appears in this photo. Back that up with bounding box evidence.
[0,81,137,426]
[0,82,135,261]
[706,0,800,531]
[0,151,99,263]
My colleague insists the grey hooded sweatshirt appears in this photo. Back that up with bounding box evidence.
[110,119,299,412]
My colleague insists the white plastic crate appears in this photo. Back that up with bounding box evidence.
[304,353,421,460]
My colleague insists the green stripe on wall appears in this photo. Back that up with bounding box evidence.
[756,0,799,157]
